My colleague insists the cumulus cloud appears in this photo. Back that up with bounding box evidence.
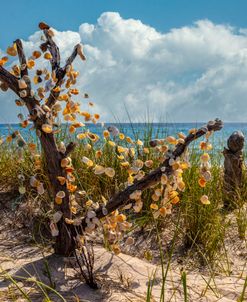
[1,12,247,123]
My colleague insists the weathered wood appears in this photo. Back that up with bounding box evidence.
[223,131,244,210]
[80,119,223,225]
[0,24,79,256]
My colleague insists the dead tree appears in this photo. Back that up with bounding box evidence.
[0,22,224,256]
[0,23,83,255]
[223,131,244,210]
[81,119,223,225]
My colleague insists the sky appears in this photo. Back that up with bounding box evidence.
[1,0,247,122]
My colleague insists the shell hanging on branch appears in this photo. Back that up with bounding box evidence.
[18,79,27,89]
[77,44,86,61]
[7,44,17,56]
[41,124,53,133]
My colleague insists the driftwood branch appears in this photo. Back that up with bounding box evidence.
[0,66,19,94]
[46,44,81,108]
[84,119,223,222]
[15,39,28,78]
[43,29,61,71]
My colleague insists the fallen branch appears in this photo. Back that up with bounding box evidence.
[90,119,223,220]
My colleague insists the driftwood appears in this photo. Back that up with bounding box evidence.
[223,131,244,210]
[0,23,81,256]
[80,119,223,226]
[0,22,224,256]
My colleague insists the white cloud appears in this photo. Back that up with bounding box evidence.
[1,12,247,123]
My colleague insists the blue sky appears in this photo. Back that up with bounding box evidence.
[1,0,247,49]
[1,1,247,122]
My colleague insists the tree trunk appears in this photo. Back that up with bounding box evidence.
[223,131,244,210]
[39,131,75,255]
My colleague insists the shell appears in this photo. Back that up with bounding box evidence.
[41,124,53,134]
[32,50,41,59]
[56,191,65,199]
[77,44,86,61]
[50,222,59,237]
[19,90,27,98]
[94,165,106,175]
[7,45,17,56]
[104,167,115,178]
[55,197,63,205]
[61,157,71,168]
[44,52,52,60]
[18,79,27,89]
[37,183,45,195]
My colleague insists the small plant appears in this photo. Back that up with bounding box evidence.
[73,236,98,289]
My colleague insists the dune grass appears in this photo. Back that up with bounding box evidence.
[0,123,246,301]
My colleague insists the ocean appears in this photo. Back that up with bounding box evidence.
[0,122,247,151]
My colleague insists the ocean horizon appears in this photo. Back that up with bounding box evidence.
[1,122,247,149]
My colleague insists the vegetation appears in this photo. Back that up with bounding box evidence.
[0,22,246,301]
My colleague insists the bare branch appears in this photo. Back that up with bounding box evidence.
[0,66,19,94]
[14,39,28,78]
[43,29,61,71]
[46,44,81,108]
[82,119,223,223]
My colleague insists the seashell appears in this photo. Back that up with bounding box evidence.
[30,176,38,187]
[41,124,53,133]
[129,190,142,200]
[55,197,63,205]
[0,56,8,66]
[104,167,115,178]
[50,222,59,237]
[19,90,27,98]
[12,64,20,76]
[200,195,210,205]
[37,183,45,195]
[18,174,25,181]
[7,45,17,56]
[77,44,86,61]
[53,102,62,112]
[145,160,153,168]
[19,186,26,195]
[58,142,66,154]
[87,210,96,219]
[18,79,27,89]
[57,176,66,185]
[107,126,119,136]
[52,211,63,223]
[56,191,65,199]
[61,157,71,168]
[15,99,25,107]
[32,50,41,59]
[44,52,52,60]
[82,156,93,167]
[94,165,106,175]
[0,82,9,91]
[126,237,135,245]
[70,88,79,95]
[47,29,54,37]
[27,59,35,69]
[42,104,51,112]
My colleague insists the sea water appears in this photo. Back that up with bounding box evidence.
[0,122,246,151]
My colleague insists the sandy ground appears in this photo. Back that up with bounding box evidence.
[0,194,246,301]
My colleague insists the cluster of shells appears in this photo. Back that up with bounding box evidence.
[0,28,214,254]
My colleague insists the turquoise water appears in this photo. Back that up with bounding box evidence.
[0,122,247,150]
